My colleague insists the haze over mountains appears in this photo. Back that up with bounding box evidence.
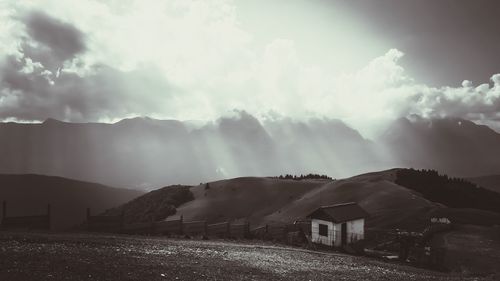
[1,112,499,189]
[381,115,500,177]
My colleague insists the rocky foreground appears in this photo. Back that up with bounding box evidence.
[0,231,496,281]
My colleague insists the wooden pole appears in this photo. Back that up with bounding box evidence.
[47,204,51,230]
[179,215,184,235]
[150,214,155,235]
[86,208,91,231]
[2,201,5,220]
[265,224,269,240]
[120,210,125,230]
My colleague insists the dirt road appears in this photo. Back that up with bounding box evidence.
[0,231,494,280]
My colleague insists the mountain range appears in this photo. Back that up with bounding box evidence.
[1,113,499,188]
[380,115,500,177]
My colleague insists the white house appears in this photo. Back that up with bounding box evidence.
[307,202,368,247]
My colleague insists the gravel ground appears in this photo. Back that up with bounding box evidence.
[0,231,494,281]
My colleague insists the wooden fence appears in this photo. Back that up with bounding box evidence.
[86,208,124,232]
[153,219,183,235]
[85,213,251,239]
[250,222,310,245]
[207,221,230,237]
[0,201,309,245]
[0,201,51,230]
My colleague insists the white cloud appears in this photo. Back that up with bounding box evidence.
[410,74,500,125]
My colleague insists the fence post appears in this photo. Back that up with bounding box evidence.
[86,208,91,231]
[120,210,125,231]
[179,215,184,235]
[47,204,51,230]
[2,201,5,221]
[150,214,155,235]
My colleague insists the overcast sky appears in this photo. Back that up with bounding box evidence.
[0,0,499,136]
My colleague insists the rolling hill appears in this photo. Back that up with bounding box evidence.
[0,174,143,230]
[135,169,498,231]
[468,175,500,194]
[173,177,329,225]
[103,185,194,223]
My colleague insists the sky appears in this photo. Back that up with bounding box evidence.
[0,0,499,137]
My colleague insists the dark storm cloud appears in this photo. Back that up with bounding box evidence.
[15,11,87,72]
[0,55,173,121]
[23,11,86,63]
[0,10,173,122]
[337,0,500,86]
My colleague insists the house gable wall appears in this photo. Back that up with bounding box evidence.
[332,218,364,247]
[311,218,335,246]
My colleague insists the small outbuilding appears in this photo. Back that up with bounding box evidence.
[307,202,368,247]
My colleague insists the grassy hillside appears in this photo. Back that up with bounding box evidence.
[263,170,437,230]
[103,185,194,223]
[173,177,327,225]
[430,208,500,226]
[169,169,500,230]
[468,175,500,194]
[0,174,143,230]
[171,170,439,230]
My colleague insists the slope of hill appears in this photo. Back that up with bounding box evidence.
[261,170,438,230]
[172,177,329,225]
[103,185,194,223]
[167,169,500,230]
[0,174,143,230]
[171,170,437,230]
[468,175,500,194]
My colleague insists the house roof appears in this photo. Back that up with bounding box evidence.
[306,202,368,223]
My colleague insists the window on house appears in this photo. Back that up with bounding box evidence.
[318,223,328,236]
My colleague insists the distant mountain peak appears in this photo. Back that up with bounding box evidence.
[118,116,153,122]
[42,118,66,125]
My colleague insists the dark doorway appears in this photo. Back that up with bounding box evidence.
[341,222,347,246]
